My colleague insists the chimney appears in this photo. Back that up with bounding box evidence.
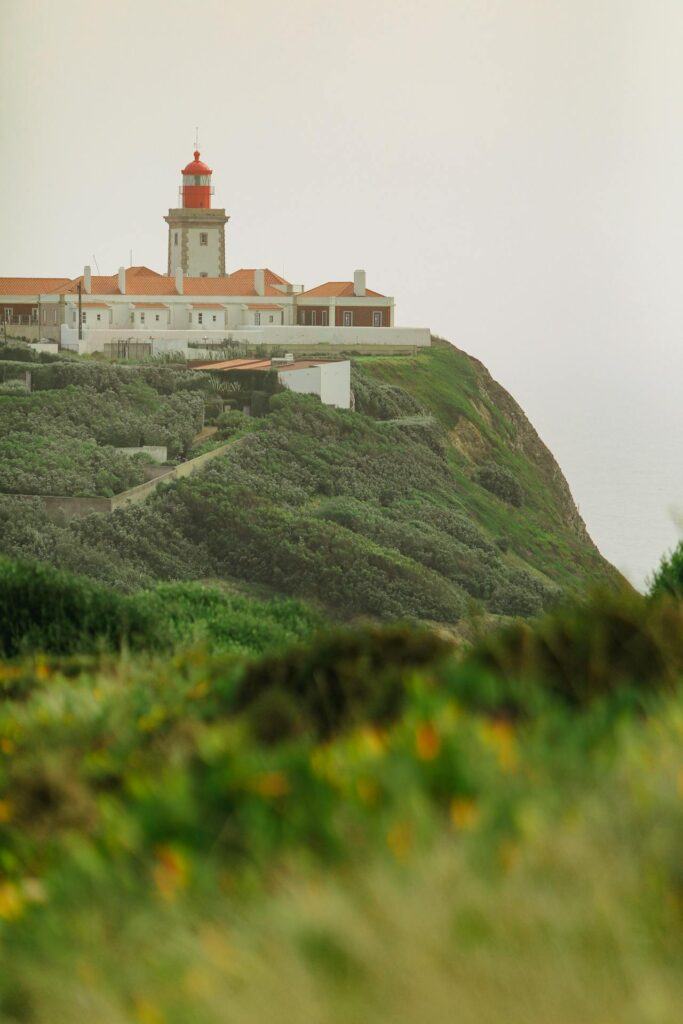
[118,266,126,295]
[254,269,265,296]
[353,269,366,297]
[84,266,92,294]
[176,267,184,295]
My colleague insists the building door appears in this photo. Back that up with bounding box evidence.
[373,311,382,327]
[321,310,328,325]
[310,310,317,325]
[343,311,352,327]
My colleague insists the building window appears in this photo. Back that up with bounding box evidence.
[96,313,101,322]
[269,315,274,323]
[373,311,382,327]
[299,310,305,325]
[200,272,208,278]
[321,311,328,326]
[254,312,261,325]
[199,232,208,246]
[32,307,38,322]
[130,312,134,323]
[81,312,87,324]
[174,232,178,246]
[343,311,352,327]
[155,314,160,322]
[140,313,145,324]
[212,315,216,323]
[4,308,11,322]
[198,312,203,325]
[310,310,317,326]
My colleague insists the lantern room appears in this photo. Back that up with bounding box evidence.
[180,150,215,209]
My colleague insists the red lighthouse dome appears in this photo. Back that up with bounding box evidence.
[180,150,214,209]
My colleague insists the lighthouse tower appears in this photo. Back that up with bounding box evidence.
[164,149,229,277]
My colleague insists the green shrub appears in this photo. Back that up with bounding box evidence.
[460,586,683,708]
[649,541,683,599]
[0,558,168,656]
[475,462,524,507]
[235,621,452,741]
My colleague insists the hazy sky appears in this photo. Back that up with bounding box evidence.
[1,0,682,585]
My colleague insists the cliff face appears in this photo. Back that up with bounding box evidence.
[354,338,617,594]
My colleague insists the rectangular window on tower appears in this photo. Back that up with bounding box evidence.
[198,313,203,325]
[199,233,208,246]
[174,232,178,246]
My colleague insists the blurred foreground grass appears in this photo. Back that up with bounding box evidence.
[1,589,683,1021]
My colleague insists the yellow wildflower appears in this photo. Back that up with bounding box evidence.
[387,822,413,862]
[416,722,441,761]
[0,799,12,824]
[480,720,518,773]
[0,737,15,756]
[152,846,188,902]
[134,996,166,1024]
[0,882,24,921]
[251,770,289,798]
[356,777,379,806]
[449,797,479,831]
[188,680,209,700]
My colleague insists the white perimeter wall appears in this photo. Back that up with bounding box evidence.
[61,324,430,354]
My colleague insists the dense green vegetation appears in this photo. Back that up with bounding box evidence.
[0,364,206,496]
[0,586,681,1022]
[650,538,683,599]
[0,342,616,623]
[0,341,678,1021]
[0,559,322,660]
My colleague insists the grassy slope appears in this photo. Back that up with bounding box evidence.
[356,339,615,591]
[1,596,682,1022]
[0,341,616,629]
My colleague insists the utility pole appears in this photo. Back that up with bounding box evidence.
[77,282,82,341]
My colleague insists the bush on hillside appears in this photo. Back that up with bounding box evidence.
[649,541,683,599]
[459,586,683,708]
[475,462,524,507]
[235,622,453,742]
[351,368,425,420]
[0,558,168,657]
[0,433,147,496]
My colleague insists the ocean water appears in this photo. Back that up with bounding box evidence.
[487,350,683,592]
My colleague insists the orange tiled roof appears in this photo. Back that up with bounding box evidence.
[189,303,226,310]
[50,267,292,298]
[132,302,169,308]
[298,281,385,298]
[0,278,71,295]
[191,357,340,374]
[191,358,273,372]
[247,303,283,310]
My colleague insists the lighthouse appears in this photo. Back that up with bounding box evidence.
[164,148,229,277]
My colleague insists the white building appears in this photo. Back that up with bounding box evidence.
[0,146,430,352]
[191,356,352,409]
